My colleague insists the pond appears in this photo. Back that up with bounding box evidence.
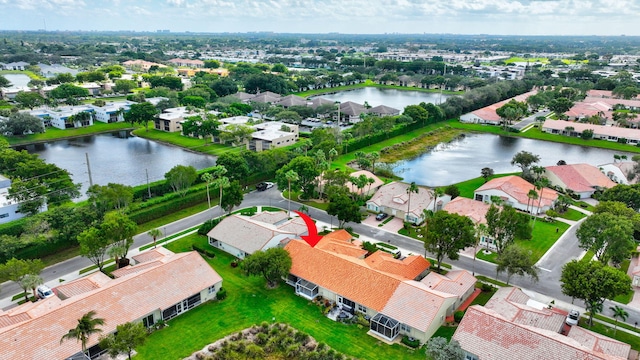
[3,74,31,89]
[17,131,217,199]
[392,133,634,186]
[312,87,451,111]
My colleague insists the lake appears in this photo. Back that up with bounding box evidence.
[312,87,450,111]
[3,74,31,89]
[17,131,216,199]
[392,133,633,186]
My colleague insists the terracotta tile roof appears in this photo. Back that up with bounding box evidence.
[485,288,565,332]
[285,240,399,311]
[56,274,108,299]
[315,230,367,258]
[420,270,476,298]
[0,311,30,328]
[111,260,162,278]
[475,175,558,208]
[346,170,385,195]
[380,281,455,332]
[365,251,430,280]
[207,214,301,254]
[0,251,222,360]
[545,164,616,193]
[543,119,640,142]
[443,197,491,224]
[132,247,172,264]
[368,182,438,218]
[567,326,632,359]
[565,101,612,119]
[454,306,628,360]
[321,229,353,242]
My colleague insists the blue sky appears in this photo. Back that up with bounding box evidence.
[0,0,638,36]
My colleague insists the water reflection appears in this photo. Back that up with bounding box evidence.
[393,133,633,186]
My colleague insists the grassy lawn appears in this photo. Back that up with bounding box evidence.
[295,80,460,98]
[556,208,587,221]
[431,326,457,341]
[3,122,137,146]
[282,190,330,211]
[134,234,425,360]
[132,127,243,156]
[453,173,519,199]
[593,313,640,335]
[578,318,640,351]
[475,219,569,264]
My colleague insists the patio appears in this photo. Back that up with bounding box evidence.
[327,304,355,322]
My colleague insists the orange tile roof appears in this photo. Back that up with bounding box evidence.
[364,251,430,280]
[315,230,368,258]
[286,240,399,311]
[545,164,617,193]
[420,270,476,298]
[466,91,537,123]
[454,306,629,360]
[475,175,558,208]
[0,251,222,360]
[132,247,172,263]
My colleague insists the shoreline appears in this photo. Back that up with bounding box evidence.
[9,128,137,148]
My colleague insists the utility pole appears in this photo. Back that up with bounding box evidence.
[146,169,151,198]
[85,153,93,187]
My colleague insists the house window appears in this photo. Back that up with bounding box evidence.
[208,285,217,294]
[400,323,410,332]
[357,304,367,313]
[465,353,479,360]
[142,314,155,328]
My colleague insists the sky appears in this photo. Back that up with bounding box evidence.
[0,0,638,36]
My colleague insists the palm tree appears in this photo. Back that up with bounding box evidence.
[23,274,43,301]
[60,310,105,355]
[533,177,550,230]
[610,305,629,336]
[367,151,380,174]
[473,223,488,275]
[328,148,338,164]
[431,187,444,213]
[285,170,299,217]
[526,189,538,214]
[147,228,162,249]
[201,172,214,208]
[406,182,419,223]
[214,176,230,214]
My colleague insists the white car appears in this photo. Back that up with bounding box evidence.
[36,285,54,299]
[566,309,580,326]
[264,182,274,190]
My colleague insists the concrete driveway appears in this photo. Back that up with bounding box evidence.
[362,214,405,233]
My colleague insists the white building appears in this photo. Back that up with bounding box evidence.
[0,175,26,224]
[91,100,135,123]
[28,105,94,130]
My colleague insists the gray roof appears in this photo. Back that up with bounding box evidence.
[340,101,366,116]
[369,105,400,115]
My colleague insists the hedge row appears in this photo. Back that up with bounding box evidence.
[128,189,208,224]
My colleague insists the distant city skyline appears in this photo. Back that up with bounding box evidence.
[0,0,638,36]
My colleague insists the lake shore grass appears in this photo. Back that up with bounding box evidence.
[295,79,461,98]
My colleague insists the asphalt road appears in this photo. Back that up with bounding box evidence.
[4,188,640,327]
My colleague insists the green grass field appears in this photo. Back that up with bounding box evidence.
[132,127,243,156]
[557,208,587,221]
[3,122,136,146]
[134,234,426,360]
[295,80,461,98]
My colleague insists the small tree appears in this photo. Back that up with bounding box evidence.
[164,165,197,197]
[496,245,539,285]
[425,337,465,360]
[424,211,475,272]
[99,322,147,360]
[480,167,494,182]
[147,228,162,249]
[0,258,45,302]
[78,227,110,271]
[221,180,244,215]
[60,310,105,355]
[242,248,292,288]
[610,305,629,336]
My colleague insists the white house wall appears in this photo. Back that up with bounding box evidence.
[600,164,629,185]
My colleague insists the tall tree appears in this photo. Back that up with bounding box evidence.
[276,157,320,199]
[86,183,134,214]
[124,102,158,131]
[609,305,629,336]
[101,211,137,267]
[14,91,44,109]
[147,228,162,249]
[576,212,635,265]
[284,170,299,217]
[406,182,419,223]
[560,260,631,327]
[0,258,45,302]
[164,165,197,197]
[78,227,110,272]
[496,245,539,285]
[242,248,292,288]
[485,204,531,256]
[221,180,243,215]
[480,167,494,182]
[201,172,214,208]
[60,310,105,355]
[327,186,362,228]
[99,322,147,360]
[511,151,540,179]
[424,211,476,271]
[0,112,45,136]
[215,153,249,183]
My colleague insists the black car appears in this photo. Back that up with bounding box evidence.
[256,182,268,191]
[375,213,388,221]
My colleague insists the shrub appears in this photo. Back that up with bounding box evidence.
[216,287,227,300]
[401,335,420,348]
[481,283,494,292]
[454,310,465,323]
[192,244,216,258]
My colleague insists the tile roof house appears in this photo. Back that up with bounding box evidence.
[345,170,385,196]
[544,164,617,199]
[420,270,477,309]
[0,249,222,360]
[207,211,308,259]
[367,182,451,225]
[339,101,367,123]
[542,119,640,145]
[368,105,400,117]
[275,94,308,108]
[285,234,470,344]
[598,162,640,185]
[474,175,558,214]
[453,288,631,360]
[459,91,536,125]
[443,197,499,250]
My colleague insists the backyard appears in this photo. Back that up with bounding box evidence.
[134,234,426,360]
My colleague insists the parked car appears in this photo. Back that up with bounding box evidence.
[566,309,580,326]
[256,182,274,191]
[375,213,388,221]
[36,285,54,299]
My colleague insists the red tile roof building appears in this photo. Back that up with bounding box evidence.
[544,164,617,199]
[459,91,537,125]
[474,175,558,214]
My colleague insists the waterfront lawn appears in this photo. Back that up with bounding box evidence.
[132,127,242,156]
[295,79,460,98]
[135,234,425,360]
[3,122,136,145]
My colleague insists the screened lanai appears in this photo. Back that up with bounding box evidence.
[295,278,319,299]
[370,313,400,341]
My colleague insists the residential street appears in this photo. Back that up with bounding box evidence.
[3,188,640,330]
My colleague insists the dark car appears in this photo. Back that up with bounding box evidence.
[256,182,268,191]
[375,213,388,221]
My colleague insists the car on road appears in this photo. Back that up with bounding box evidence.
[256,182,275,191]
[566,309,580,326]
[375,213,388,221]
[36,285,54,299]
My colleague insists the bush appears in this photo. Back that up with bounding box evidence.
[454,310,465,323]
[198,218,222,236]
[192,244,216,258]
[401,335,420,348]
[481,283,494,292]
[216,287,227,300]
